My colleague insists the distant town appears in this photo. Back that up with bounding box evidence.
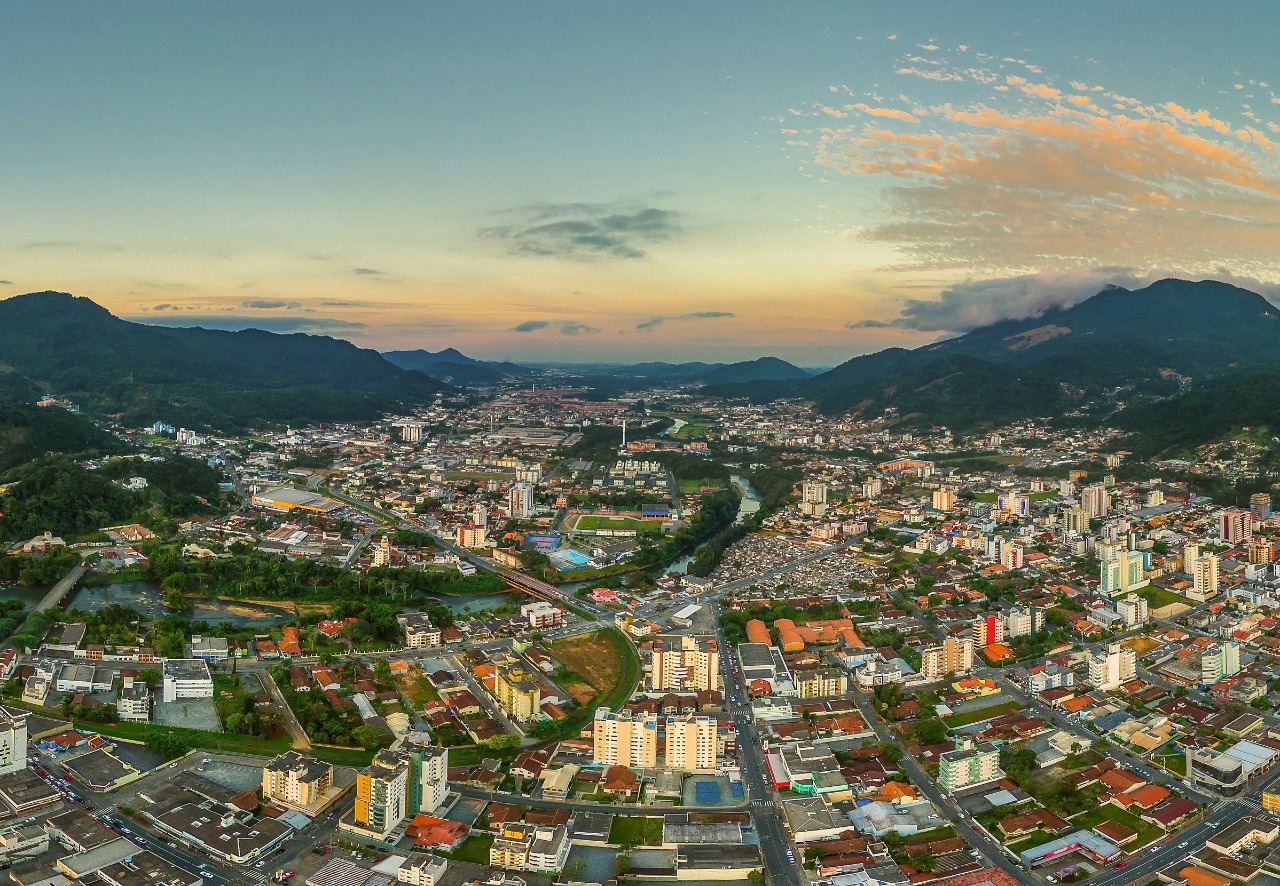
[2,383,1280,886]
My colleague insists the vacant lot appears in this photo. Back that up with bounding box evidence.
[395,665,441,709]
[550,631,628,704]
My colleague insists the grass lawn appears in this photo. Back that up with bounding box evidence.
[942,700,1022,728]
[447,833,495,864]
[679,479,724,494]
[396,667,441,709]
[574,515,649,532]
[608,816,664,846]
[1068,805,1164,847]
[1139,586,1188,610]
[1154,752,1187,776]
[1008,831,1061,854]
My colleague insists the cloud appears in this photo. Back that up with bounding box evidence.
[513,320,552,332]
[152,303,173,311]
[789,46,1280,280]
[352,267,384,276]
[481,201,682,261]
[636,310,735,331]
[241,299,306,310]
[319,299,373,307]
[132,315,366,333]
[0,280,12,285]
[846,319,895,329]
[512,319,601,335]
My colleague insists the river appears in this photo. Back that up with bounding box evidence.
[0,580,514,628]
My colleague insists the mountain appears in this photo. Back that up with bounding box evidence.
[735,278,1280,429]
[0,400,124,472]
[382,348,529,386]
[694,357,810,384]
[0,292,449,431]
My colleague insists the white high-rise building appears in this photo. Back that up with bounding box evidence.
[648,635,721,692]
[1088,642,1136,690]
[508,482,535,519]
[400,422,427,443]
[1081,483,1110,518]
[862,477,883,499]
[998,490,1029,517]
[1191,552,1221,601]
[1117,595,1150,628]
[0,708,27,776]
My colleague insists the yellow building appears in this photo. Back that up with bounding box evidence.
[495,666,541,722]
[593,710,658,768]
[1264,791,1280,813]
[262,751,333,812]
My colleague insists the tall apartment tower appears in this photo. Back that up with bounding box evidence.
[1081,483,1110,519]
[1251,493,1273,523]
[1221,508,1253,545]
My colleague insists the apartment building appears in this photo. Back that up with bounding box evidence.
[649,635,721,693]
[347,749,409,840]
[495,666,542,722]
[1088,642,1136,691]
[490,822,572,874]
[794,668,848,699]
[593,709,658,769]
[398,612,442,649]
[262,751,334,812]
[920,637,974,679]
[938,736,1003,792]
[116,677,151,723]
[664,714,718,772]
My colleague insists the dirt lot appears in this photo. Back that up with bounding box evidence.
[549,632,623,704]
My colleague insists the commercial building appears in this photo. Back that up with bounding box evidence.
[1187,746,1248,796]
[649,634,721,693]
[161,659,213,703]
[262,751,334,812]
[920,637,974,679]
[664,714,718,772]
[115,677,150,723]
[593,709,658,769]
[938,736,1003,792]
[495,666,542,722]
[520,601,563,629]
[1089,643,1136,691]
[188,635,229,662]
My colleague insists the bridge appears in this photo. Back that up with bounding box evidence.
[36,564,89,614]
[498,569,604,616]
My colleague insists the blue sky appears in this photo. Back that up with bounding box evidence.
[3,3,1279,362]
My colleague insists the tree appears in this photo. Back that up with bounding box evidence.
[372,659,393,689]
[136,668,162,689]
[353,723,394,751]
[747,871,765,884]
[486,733,521,750]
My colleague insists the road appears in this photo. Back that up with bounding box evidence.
[259,667,312,750]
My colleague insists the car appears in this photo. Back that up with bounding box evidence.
[202,758,211,764]
[1115,862,1129,870]
[1179,842,1189,848]
[255,861,265,868]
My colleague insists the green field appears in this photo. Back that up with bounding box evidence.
[941,699,1022,727]
[447,833,495,864]
[573,515,649,532]
[609,816,664,846]
[1139,586,1188,610]
[679,479,724,494]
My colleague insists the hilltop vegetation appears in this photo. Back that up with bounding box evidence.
[0,400,123,472]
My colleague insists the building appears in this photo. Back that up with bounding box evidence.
[188,635,229,662]
[1116,594,1150,628]
[397,735,450,816]
[400,422,427,443]
[262,751,334,812]
[508,481,535,519]
[349,749,410,839]
[938,736,1003,792]
[494,666,541,722]
[931,488,956,512]
[0,708,27,776]
[1251,493,1273,523]
[1100,549,1148,595]
[1082,483,1110,518]
[920,637,974,680]
[973,615,1005,649]
[649,635,721,693]
[161,659,213,703]
[862,477,883,498]
[1222,508,1254,544]
[398,612,442,648]
[456,522,487,547]
[664,714,718,772]
[520,601,563,629]
[794,668,848,699]
[397,855,450,886]
[800,480,828,516]
[1062,505,1088,534]
[1192,551,1221,600]
[998,490,1029,518]
[116,677,150,723]
[1202,642,1242,685]
[593,709,658,769]
[490,822,572,874]
[1187,746,1248,796]
[1005,605,1044,638]
[1089,643,1137,691]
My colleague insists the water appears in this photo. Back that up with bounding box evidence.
[730,473,763,523]
[65,581,291,628]
[0,586,49,608]
[423,592,511,615]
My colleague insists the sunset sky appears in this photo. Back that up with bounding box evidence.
[4,3,1280,364]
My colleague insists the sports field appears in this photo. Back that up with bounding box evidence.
[570,514,648,532]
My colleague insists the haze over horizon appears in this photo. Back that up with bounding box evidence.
[4,3,1280,363]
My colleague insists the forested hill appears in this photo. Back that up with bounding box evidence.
[0,292,450,430]
[0,400,123,472]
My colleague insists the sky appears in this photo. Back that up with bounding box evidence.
[3,2,1280,364]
